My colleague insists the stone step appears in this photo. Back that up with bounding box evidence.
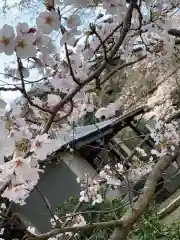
[128,188,180,239]
[161,205,180,225]
[157,188,180,219]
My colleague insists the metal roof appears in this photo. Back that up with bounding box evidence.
[56,106,146,149]
[57,117,118,149]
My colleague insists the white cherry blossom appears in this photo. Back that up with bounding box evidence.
[13,156,41,183]
[39,52,55,66]
[30,134,59,160]
[47,94,61,107]
[52,72,77,93]
[0,134,15,164]
[60,30,81,46]
[67,14,81,30]
[16,22,30,36]
[73,215,86,227]
[15,33,37,59]
[0,24,15,55]
[35,29,50,51]
[36,10,60,34]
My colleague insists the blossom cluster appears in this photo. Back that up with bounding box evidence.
[48,213,86,239]
[77,174,103,205]
[0,102,60,204]
[150,120,180,157]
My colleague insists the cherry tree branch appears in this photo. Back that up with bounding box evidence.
[17,58,53,114]
[34,186,58,225]
[0,86,22,91]
[64,42,81,85]
[53,99,73,123]
[42,2,136,133]
[90,24,108,62]
[29,219,123,239]
[94,23,123,54]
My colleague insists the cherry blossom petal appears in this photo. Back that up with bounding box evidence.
[1,24,15,38]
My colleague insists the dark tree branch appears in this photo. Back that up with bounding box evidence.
[90,23,108,62]
[0,86,21,91]
[64,43,81,85]
[94,23,123,54]
[17,58,52,114]
[53,99,73,122]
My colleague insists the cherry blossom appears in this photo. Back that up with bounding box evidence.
[47,94,61,107]
[14,156,41,183]
[52,72,77,93]
[16,22,30,36]
[27,226,36,235]
[66,14,81,30]
[60,30,81,46]
[15,33,37,59]
[73,215,86,227]
[99,165,122,186]
[36,10,60,34]
[0,203,6,210]
[50,215,62,228]
[136,147,147,157]
[39,52,55,66]
[79,175,103,205]
[0,136,15,164]
[1,182,33,203]
[30,134,59,160]
[0,24,15,55]
[82,47,94,60]
[35,29,50,51]
[32,97,43,107]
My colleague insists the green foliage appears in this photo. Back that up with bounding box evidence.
[129,203,180,240]
[57,194,125,239]
[57,196,180,240]
[164,221,180,240]
[130,204,164,240]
